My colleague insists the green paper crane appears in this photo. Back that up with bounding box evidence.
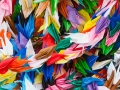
[62,17,71,32]
[67,71,82,90]
[83,0,97,14]
[109,22,120,37]
[50,0,59,15]
[100,38,114,55]
[75,58,91,76]
[48,23,61,44]
[12,3,21,21]
[55,38,72,52]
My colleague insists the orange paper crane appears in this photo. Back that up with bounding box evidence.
[9,59,31,73]
[58,0,68,19]
[0,57,31,74]
[0,29,11,47]
[34,17,44,36]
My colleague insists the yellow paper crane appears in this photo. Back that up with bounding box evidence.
[0,70,17,85]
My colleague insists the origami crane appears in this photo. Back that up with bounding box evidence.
[0,0,12,24]
[104,61,120,90]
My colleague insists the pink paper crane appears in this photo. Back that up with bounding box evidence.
[0,0,12,24]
